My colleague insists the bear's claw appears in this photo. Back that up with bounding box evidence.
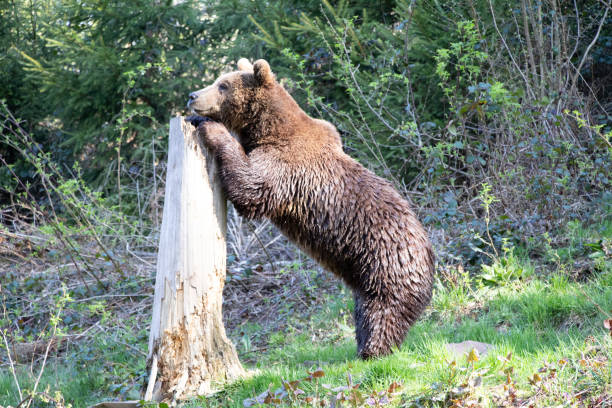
[186,115,212,128]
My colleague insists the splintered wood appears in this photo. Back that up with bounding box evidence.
[145,117,244,403]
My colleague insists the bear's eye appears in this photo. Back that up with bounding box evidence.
[218,83,229,92]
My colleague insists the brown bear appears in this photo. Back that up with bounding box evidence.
[187,58,434,359]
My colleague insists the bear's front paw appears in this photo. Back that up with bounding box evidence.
[186,115,212,128]
[198,120,231,150]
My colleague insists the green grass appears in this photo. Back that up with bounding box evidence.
[195,267,611,407]
[1,218,611,407]
[0,324,147,406]
[197,216,612,407]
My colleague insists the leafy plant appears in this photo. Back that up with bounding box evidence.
[242,368,403,407]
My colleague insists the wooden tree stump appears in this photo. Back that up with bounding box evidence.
[145,116,244,403]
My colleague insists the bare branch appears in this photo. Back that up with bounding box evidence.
[489,0,535,99]
[570,1,611,94]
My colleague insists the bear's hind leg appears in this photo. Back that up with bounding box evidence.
[353,292,368,356]
[353,292,411,359]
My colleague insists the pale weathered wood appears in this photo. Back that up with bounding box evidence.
[145,116,244,402]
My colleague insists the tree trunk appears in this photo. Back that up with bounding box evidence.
[145,116,244,403]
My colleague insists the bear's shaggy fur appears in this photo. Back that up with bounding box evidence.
[187,59,434,359]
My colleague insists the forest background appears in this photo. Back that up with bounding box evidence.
[0,0,611,407]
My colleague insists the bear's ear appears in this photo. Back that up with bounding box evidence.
[237,58,253,72]
[253,59,274,86]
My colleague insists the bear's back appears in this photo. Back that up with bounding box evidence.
[262,144,433,298]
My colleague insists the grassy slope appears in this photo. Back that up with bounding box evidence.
[1,219,610,407]
[195,217,612,407]
[200,270,611,405]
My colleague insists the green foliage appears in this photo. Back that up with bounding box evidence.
[240,369,402,407]
[1,1,612,404]
[203,1,611,267]
[1,0,209,196]
[432,265,474,320]
[435,21,488,108]
[479,246,534,287]
[3,0,610,257]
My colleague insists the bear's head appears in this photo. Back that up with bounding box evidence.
[187,58,277,135]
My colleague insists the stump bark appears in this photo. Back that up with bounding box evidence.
[145,116,244,403]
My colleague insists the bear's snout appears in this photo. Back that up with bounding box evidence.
[186,92,199,109]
